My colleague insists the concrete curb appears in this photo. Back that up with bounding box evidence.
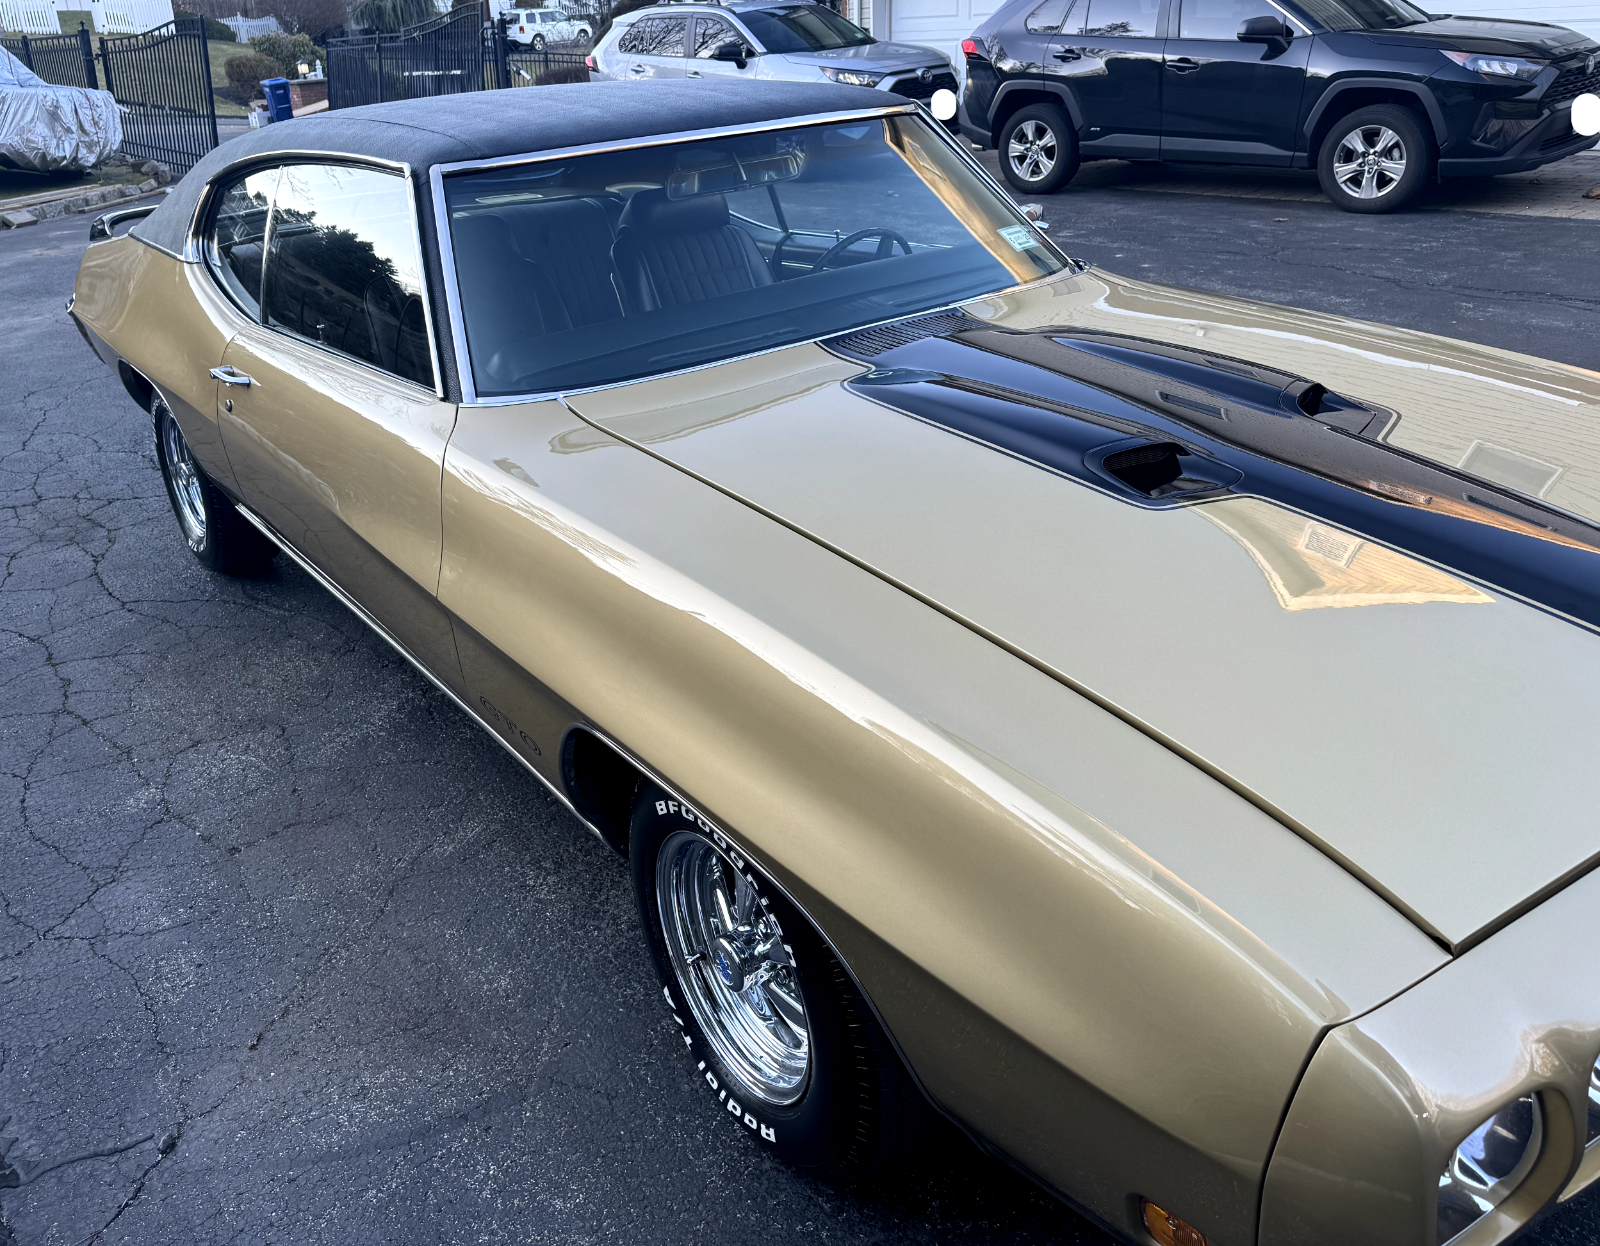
[0,180,161,229]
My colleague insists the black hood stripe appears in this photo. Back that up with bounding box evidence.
[826,322,1600,632]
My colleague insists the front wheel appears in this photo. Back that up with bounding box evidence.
[531,33,545,50]
[1317,104,1434,214]
[997,103,1080,195]
[629,786,930,1178]
[153,393,275,574]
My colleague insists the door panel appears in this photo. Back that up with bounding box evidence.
[1049,0,1165,156]
[1161,0,1308,163]
[216,160,463,690]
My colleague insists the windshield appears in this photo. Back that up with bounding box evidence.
[443,115,1064,398]
[739,5,875,51]
[1290,0,1429,31]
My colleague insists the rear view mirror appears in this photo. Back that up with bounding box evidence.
[713,40,749,67]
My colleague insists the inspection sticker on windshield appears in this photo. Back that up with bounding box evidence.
[998,225,1042,251]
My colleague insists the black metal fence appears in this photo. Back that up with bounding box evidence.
[1,16,218,172]
[1,26,100,89]
[100,18,220,171]
[327,5,591,109]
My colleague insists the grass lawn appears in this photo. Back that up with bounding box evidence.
[206,38,250,117]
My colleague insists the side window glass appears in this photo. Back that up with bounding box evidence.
[617,21,648,53]
[1077,0,1160,35]
[207,167,278,319]
[262,163,435,389]
[692,17,736,55]
[1179,0,1272,38]
[1026,0,1076,33]
[649,16,687,55]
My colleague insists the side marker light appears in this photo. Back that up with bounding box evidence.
[1141,1198,1207,1246]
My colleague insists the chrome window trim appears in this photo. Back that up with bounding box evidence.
[192,152,446,401]
[429,105,1081,406]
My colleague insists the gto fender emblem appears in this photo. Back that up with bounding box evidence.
[478,696,542,755]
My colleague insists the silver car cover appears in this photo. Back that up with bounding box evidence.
[0,47,122,173]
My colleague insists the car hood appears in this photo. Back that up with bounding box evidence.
[777,41,949,71]
[566,269,1600,952]
[1362,15,1597,56]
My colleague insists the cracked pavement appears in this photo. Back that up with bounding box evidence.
[3,191,1599,1246]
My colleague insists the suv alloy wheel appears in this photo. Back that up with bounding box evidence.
[1317,104,1434,214]
[997,103,1080,195]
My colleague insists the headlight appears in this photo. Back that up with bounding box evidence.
[821,67,884,86]
[1436,1094,1543,1245]
[1441,49,1545,80]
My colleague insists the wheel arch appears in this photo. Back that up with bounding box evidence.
[117,359,155,412]
[990,82,1084,142]
[1304,79,1447,155]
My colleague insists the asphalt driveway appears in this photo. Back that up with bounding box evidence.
[3,184,1599,1246]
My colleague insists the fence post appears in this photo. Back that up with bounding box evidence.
[375,37,385,104]
[492,21,509,91]
[98,34,114,97]
[77,22,98,89]
[17,34,31,71]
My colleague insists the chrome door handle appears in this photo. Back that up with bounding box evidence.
[687,68,702,77]
[1053,47,1081,61]
[209,366,254,386]
[629,63,646,73]
[1166,57,1200,72]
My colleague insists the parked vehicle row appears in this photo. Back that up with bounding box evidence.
[588,0,959,113]
[959,0,1600,211]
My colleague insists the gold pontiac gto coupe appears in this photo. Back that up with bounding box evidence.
[69,79,1600,1246]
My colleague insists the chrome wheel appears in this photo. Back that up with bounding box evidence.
[656,830,809,1105]
[1332,124,1407,200]
[1007,119,1057,183]
[159,407,207,551]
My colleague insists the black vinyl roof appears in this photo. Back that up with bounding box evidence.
[132,79,891,257]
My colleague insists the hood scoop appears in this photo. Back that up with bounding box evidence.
[830,320,1600,630]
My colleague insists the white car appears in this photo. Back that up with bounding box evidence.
[588,0,956,115]
[507,8,592,48]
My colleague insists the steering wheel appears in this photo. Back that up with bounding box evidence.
[809,228,914,273]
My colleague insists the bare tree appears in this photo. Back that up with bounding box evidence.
[261,0,349,37]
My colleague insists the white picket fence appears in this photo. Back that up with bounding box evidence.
[1,0,173,35]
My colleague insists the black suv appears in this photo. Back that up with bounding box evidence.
[959,0,1600,211]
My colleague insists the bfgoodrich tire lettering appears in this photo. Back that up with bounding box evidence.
[629,784,930,1177]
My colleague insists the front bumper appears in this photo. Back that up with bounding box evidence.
[1439,102,1597,177]
[1261,864,1600,1244]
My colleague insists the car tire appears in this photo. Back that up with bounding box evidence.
[1317,104,1434,214]
[152,392,275,575]
[577,26,590,40]
[629,784,931,1178]
[997,103,1079,195]
[532,33,545,50]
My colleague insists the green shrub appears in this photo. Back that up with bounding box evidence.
[223,50,283,101]
[177,9,237,40]
[248,30,325,77]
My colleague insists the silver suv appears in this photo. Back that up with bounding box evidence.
[589,0,956,109]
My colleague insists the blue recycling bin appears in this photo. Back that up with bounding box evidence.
[260,77,293,123]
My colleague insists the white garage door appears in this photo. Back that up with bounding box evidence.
[879,0,1010,78]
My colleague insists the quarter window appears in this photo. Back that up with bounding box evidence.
[1025,0,1077,33]
[1075,0,1159,36]
[207,167,278,318]
[262,163,434,389]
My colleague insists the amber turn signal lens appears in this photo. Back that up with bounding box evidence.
[1141,1199,1207,1246]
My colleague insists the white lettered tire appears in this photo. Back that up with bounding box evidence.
[629,783,930,1177]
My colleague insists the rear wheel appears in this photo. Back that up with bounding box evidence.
[629,786,930,1178]
[152,392,275,574]
[532,32,545,50]
[997,103,1080,195]
[1317,104,1433,214]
